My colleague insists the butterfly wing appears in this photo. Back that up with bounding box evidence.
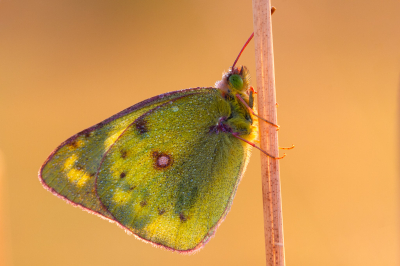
[96,89,251,252]
[39,88,210,219]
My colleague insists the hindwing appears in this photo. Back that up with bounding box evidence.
[96,89,249,251]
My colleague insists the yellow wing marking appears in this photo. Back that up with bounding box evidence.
[104,129,125,150]
[112,187,132,205]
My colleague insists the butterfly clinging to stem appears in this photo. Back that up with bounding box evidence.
[39,6,292,253]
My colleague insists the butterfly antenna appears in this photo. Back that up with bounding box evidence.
[231,7,276,69]
[231,33,254,69]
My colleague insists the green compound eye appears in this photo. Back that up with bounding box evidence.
[228,74,243,90]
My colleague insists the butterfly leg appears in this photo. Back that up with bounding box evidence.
[248,86,257,94]
[232,133,286,159]
[235,94,280,130]
[279,144,295,150]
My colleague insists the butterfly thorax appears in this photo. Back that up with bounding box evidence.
[213,66,257,139]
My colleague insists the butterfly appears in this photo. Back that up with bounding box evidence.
[38,31,284,253]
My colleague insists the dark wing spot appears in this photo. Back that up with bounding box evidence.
[140,200,147,207]
[158,208,166,215]
[68,140,78,149]
[129,186,136,191]
[86,187,96,195]
[75,164,83,170]
[135,117,148,134]
[120,172,126,178]
[84,132,92,138]
[120,150,127,159]
[152,151,173,170]
[179,212,187,222]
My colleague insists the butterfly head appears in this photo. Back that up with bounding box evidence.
[215,65,251,95]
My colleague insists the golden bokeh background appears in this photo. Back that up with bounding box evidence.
[1,0,399,265]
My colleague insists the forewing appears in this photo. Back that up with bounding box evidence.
[97,89,249,251]
[39,88,209,219]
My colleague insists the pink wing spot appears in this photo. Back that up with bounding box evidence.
[152,151,173,169]
[158,156,170,166]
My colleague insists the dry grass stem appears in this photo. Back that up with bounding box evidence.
[252,0,285,265]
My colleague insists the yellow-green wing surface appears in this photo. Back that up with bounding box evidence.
[96,89,249,252]
[39,88,210,219]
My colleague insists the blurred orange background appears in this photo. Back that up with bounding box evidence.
[0,0,399,265]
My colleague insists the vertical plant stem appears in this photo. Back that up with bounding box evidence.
[252,1,285,265]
